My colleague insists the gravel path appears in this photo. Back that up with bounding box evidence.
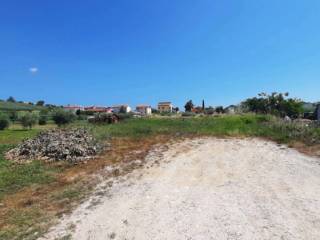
[43,138,320,240]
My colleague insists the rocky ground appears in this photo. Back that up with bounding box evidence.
[6,129,102,164]
[41,138,320,240]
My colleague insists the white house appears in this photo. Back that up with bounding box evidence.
[136,105,152,115]
[112,104,131,113]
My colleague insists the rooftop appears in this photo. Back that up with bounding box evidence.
[158,102,172,105]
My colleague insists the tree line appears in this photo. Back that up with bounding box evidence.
[0,109,76,130]
[183,92,307,118]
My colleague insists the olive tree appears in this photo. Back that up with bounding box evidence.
[0,112,10,130]
[19,112,38,129]
[52,109,76,127]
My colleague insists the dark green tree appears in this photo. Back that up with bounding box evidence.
[7,96,16,102]
[184,100,194,112]
[215,106,224,114]
[36,100,45,106]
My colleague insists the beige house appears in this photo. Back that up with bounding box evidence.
[158,102,173,113]
[136,105,152,115]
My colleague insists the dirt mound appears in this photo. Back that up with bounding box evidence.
[6,129,101,164]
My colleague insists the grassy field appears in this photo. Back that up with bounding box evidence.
[0,114,319,239]
[0,101,45,112]
[74,114,320,144]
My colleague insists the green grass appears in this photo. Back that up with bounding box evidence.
[0,129,40,144]
[73,114,320,145]
[0,123,56,144]
[73,114,271,139]
[0,145,57,200]
[0,121,61,200]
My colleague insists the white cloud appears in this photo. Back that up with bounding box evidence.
[29,67,38,74]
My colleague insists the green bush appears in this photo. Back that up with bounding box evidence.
[0,112,10,130]
[38,115,47,125]
[8,111,18,123]
[52,109,76,127]
[18,112,38,129]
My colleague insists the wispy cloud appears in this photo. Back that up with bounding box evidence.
[29,67,38,74]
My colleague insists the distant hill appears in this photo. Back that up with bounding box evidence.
[0,101,45,111]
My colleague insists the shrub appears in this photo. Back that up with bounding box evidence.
[117,113,133,121]
[0,112,10,130]
[151,108,160,114]
[88,113,120,124]
[19,112,38,129]
[8,111,18,122]
[77,114,88,120]
[182,112,196,117]
[38,115,48,125]
[215,106,225,114]
[52,109,76,127]
[205,107,215,115]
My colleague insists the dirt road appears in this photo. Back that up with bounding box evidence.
[43,138,320,240]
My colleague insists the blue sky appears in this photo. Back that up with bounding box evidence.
[1,0,319,108]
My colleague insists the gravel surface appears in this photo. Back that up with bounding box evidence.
[42,138,320,240]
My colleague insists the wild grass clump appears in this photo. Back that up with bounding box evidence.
[263,119,320,144]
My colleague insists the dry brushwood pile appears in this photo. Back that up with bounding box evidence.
[6,128,102,164]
